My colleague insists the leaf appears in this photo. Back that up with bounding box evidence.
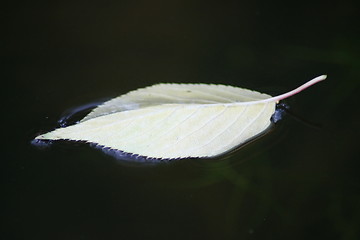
[35,75,326,160]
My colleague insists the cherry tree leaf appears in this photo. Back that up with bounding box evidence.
[35,75,326,160]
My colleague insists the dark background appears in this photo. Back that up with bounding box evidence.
[3,0,360,239]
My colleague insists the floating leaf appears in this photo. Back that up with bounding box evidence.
[35,75,326,160]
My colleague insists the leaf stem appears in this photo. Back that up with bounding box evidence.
[229,75,327,105]
[271,75,327,102]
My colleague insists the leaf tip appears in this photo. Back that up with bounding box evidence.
[34,134,44,140]
[34,131,58,141]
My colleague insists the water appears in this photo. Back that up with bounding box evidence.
[4,1,360,240]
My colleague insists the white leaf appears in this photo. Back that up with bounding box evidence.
[35,75,326,159]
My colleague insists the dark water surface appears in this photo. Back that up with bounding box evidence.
[4,1,360,239]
